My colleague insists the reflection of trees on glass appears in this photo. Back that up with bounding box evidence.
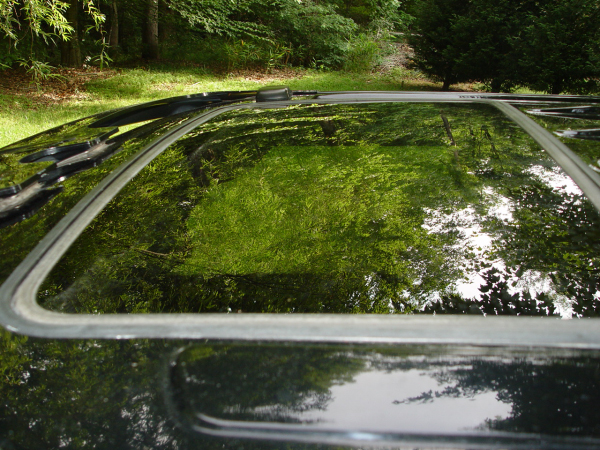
[389,354,600,436]
[37,103,600,315]
[172,344,600,439]
[173,345,365,423]
[0,115,189,289]
[179,141,462,313]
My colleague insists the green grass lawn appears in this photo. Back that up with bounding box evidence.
[0,66,447,149]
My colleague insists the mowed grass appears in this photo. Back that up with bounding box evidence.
[0,66,445,149]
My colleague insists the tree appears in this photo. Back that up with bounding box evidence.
[107,0,118,49]
[252,0,357,67]
[0,0,105,69]
[0,0,73,45]
[60,0,81,67]
[407,0,471,90]
[142,0,159,59]
[408,0,600,93]
[449,0,537,92]
[516,0,600,94]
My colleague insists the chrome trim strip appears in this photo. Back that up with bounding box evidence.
[1,94,600,343]
[180,413,600,449]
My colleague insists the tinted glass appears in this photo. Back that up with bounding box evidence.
[38,103,600,316]
[0,116,192,286]
[522,103,600,172]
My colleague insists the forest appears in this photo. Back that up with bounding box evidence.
[0,0,599,93]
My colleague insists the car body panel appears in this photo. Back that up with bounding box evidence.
[1,90,600,449]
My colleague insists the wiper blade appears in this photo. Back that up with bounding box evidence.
[89,86,300,128]
[0,114,185,228]
[18,128,118,163]
[555,128,600,141]
[527,105,600,120]
[89,90,258,128]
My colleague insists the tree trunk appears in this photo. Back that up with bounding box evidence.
[61,0,82,67]
[108,0,119,49]
[142,0,159,60]
[442,77,451,91]
[551,80,563,95]
[490,78,502,93]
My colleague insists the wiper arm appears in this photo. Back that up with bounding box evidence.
[18,128,118,164]
[526,105,600,120]
[555,128,600,141]
[89,90,258,128]
[88,86,299,128]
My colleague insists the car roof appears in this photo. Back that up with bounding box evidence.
[1,89,600,346]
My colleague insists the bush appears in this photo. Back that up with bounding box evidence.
[254,0,357,69]
[343,34,381,72]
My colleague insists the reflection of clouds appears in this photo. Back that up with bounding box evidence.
[422,200,503,301]
[511,270,573,319]
[299,367,511,433]
[482,187,514,222]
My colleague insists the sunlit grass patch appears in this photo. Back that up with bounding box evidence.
[0,66,451,149]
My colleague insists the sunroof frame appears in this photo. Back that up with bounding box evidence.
[2,92,600,345]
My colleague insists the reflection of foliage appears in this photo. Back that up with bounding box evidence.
[498,182,600,317]
[0,330,30,386]
[36,102,600,316]
[173,345,365,423]
[0,336,181,449]
[424,267,557,316]
[397,356,600,436]
[180,142,457,313]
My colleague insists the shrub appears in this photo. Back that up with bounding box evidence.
[343,33,381,73]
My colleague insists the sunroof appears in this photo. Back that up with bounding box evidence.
[33,102,600,317]
[2,96,600,342]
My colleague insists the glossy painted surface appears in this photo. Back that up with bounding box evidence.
[522,104,600,172]
[171,343,600,447]
[0,114,199,283]
[2,337,600,449]
[1,94,600,449]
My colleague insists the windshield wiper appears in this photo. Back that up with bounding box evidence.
[89,90,258,128]
[89,86,298,128]
[526,105,600,120]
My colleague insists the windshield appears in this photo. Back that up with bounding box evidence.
[35,102,600,317]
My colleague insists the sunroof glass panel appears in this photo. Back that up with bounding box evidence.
[37,103,600,316]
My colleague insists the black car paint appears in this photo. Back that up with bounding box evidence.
[1,90,600,449]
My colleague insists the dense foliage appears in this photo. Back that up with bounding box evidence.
[0,0,105,72]
[0,0,403,71]
[408,0,600,93]
[2,0,599,93]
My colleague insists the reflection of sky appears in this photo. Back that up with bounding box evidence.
[422,204,496,301]
[526,165,583,196]
[420,165,593,317]
[297,368,511,433]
